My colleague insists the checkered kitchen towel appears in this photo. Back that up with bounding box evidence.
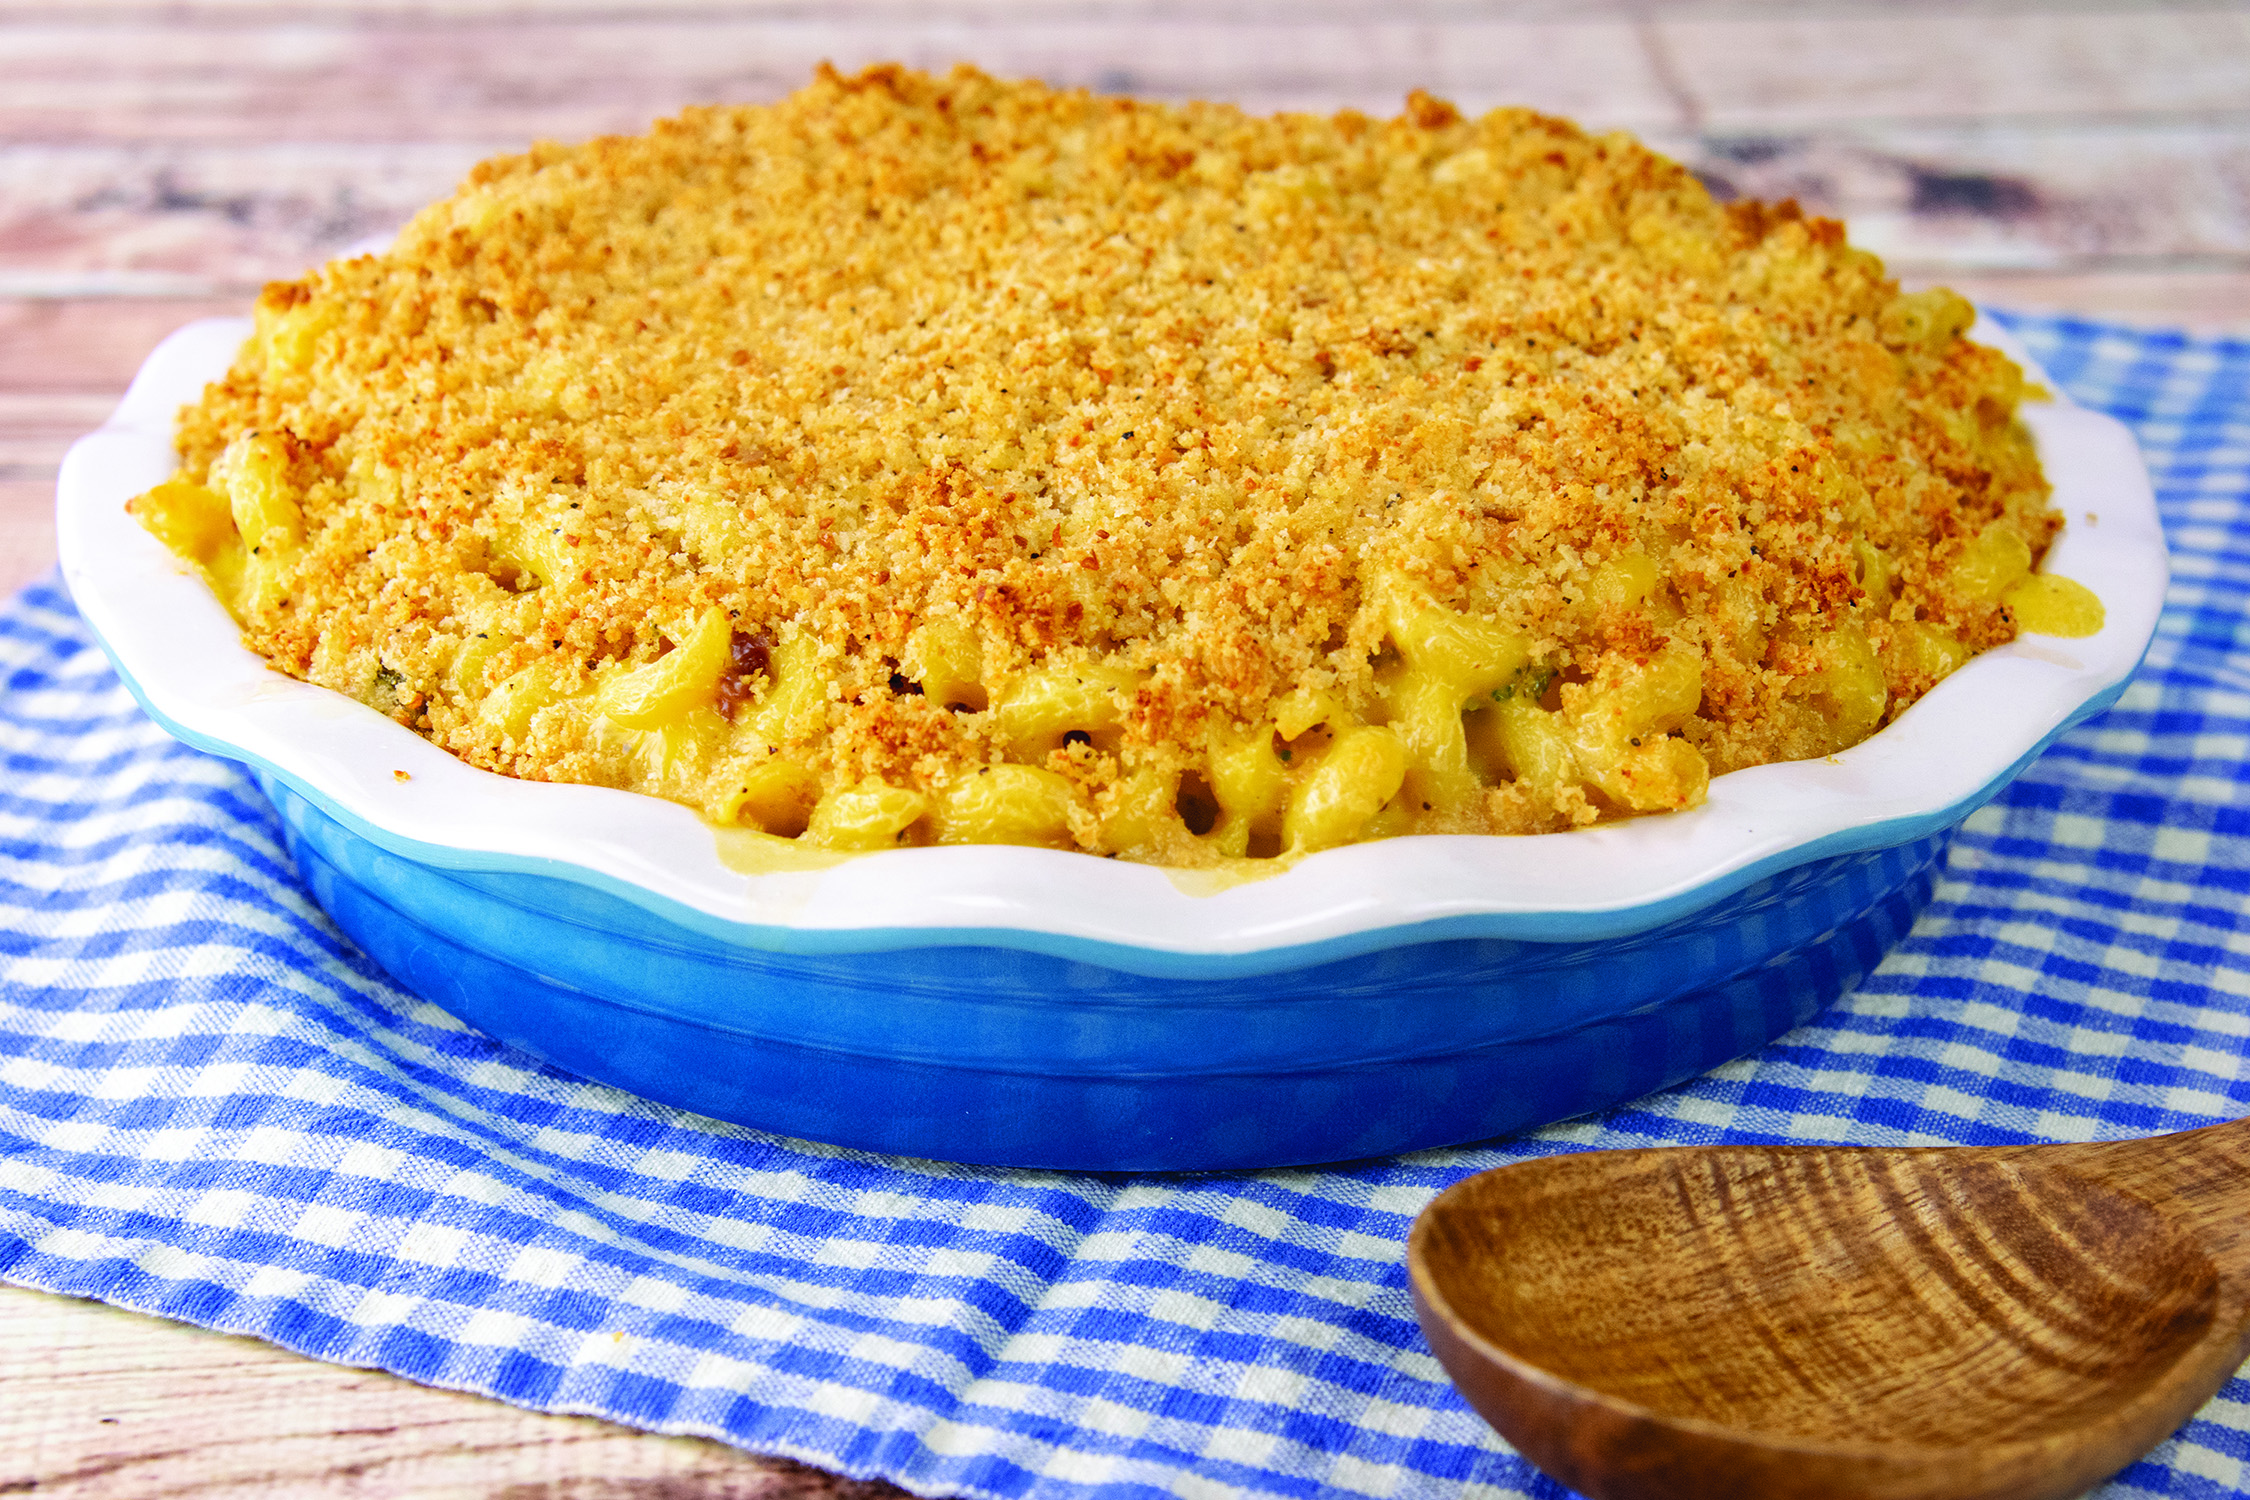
[5,312,2249,1499]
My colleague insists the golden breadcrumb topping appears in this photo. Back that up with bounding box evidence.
[152,63,2073,863]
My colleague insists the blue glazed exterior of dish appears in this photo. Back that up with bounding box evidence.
[265,771,1944,1169]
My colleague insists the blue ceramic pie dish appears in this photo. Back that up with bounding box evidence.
[58,318,2167,1169]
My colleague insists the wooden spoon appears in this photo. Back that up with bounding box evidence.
[1408,1121,2250,1500]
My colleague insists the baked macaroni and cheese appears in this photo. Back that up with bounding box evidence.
[132,64,2101,867]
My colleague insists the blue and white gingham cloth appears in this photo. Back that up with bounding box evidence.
[4,312,2249,1499]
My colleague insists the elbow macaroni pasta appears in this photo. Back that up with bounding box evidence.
[132,451,2085,867]
[129,65,2104,871]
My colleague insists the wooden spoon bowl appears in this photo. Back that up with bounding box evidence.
[1409,1124,2250,1500]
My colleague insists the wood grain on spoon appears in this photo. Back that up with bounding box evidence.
[1409,1122,2250,1500]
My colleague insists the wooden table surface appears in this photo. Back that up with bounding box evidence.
[6,2,2249,1493]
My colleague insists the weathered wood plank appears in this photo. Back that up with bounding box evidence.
[1654,9,2250,127]
[0,392,118,476]
[0,1282,909,1500]
[0,299,244,600]
[10,9,2245,151]
[0,16,1676,144]
[5,11,2244,298]
[15,0,2225,18]
[0,143,492,287]
[2,479,59,599]
[1656,120,2250,275]
[1,394,119,598]
[1927,268,2250,329]
[0,296,247,391]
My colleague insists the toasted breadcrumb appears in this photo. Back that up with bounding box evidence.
[168,63,2061,856]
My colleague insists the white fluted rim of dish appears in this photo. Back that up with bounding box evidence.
[57,316,2167,975]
